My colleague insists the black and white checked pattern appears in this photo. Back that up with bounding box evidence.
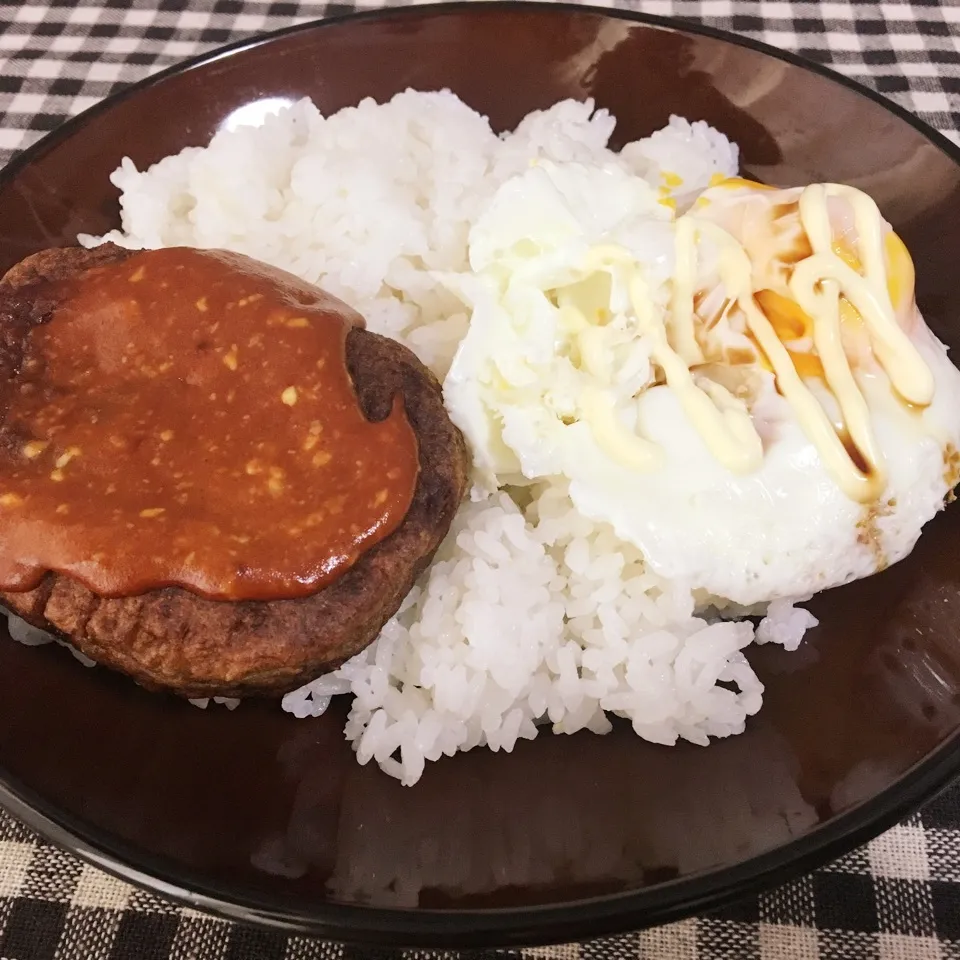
[0,0,958,163]
[1,0,959,957]
[2,791,960,959]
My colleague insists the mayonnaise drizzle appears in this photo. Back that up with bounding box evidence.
[795,184,933,406]
[713,230,887,502]
[566,181,933,504]
[579,385,663,471]
[669,217,705,366]
[628,271,763,474]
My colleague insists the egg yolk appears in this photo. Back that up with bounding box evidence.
[884,230,915,316]
[700,181,918,387]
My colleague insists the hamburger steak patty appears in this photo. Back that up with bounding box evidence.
[0,244,470,698]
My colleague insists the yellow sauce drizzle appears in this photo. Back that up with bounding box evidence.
[669,217,705,366]
[795,184,933,407]
[565,181,933,504]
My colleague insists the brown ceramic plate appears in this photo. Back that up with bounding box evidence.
[1,2,960,948]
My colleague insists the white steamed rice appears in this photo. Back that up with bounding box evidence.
[6,91,817,786]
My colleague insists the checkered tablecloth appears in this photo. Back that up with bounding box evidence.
[1,0,960,957]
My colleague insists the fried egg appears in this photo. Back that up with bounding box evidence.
[443,162,960,605]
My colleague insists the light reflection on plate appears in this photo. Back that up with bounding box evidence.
[221,97,296,132]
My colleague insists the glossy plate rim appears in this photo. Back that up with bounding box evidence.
[1,1,959,947]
